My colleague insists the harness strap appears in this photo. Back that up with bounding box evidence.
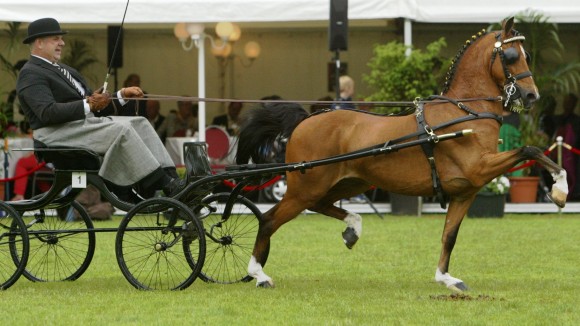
[385,101,502,146]
[415,103,447,209]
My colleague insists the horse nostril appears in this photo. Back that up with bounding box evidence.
[525,91,538,103]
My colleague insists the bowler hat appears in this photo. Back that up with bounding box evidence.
[23,18,67,44]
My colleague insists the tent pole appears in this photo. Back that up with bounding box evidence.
[404,18,412,57]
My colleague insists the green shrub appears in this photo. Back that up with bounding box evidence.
[363,37,448,114]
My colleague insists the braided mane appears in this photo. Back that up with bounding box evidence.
[441,29,488,95]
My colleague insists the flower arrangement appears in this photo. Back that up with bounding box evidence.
[480,176,511,195]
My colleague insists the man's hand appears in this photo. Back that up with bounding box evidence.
[88,92,111,112]
[121,86,144,99]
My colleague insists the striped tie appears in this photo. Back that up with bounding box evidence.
[53,63,85,96]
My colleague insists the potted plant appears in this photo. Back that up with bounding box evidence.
[468,176,510,218]
[363,38,448,215]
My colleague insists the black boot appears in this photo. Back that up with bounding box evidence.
[162,177,186,197]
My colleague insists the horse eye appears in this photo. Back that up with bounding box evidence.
[503,47,520,65]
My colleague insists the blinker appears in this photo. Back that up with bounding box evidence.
[503,47,520,65]
[524,51,532,65]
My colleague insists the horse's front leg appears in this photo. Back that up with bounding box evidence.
[248,197,307,288]
[483,146,568,207]
[520,146,568,207]
[434,197,472,293]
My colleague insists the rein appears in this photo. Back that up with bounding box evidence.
[113,93,502,108]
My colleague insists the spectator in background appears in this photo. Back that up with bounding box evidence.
[121,73,147,117]
[145,99,166,141]
[212,101,243,135]
[554,93,580,198]
[539,95,557,141]
[310,96,333,114]
[10,153,52,201]
[331,75,356,110]
[158,98,198,138]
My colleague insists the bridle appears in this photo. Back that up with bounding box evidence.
[490,31,533,111]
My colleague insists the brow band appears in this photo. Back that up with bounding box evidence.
[503,36,526,44]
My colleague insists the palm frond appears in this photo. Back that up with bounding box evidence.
[61,39,99,73]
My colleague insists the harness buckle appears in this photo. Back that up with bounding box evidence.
[424,125,439,143]
[504,83,517,107]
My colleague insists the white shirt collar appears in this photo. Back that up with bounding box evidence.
[32,55,56,65]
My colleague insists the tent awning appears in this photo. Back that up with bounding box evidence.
[1,0,579,24]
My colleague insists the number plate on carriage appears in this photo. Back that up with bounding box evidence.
[72,172,87,188]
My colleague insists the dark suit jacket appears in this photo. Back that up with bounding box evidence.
[16,56,121,130]
[212,114,229,129]
[153,114,165,130]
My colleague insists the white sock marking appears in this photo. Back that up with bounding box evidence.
[344,212,362,237]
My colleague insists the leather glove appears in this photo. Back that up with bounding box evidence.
[87,92,111,112]
[121,86,144,99]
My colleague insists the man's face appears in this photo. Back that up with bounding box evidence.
[146,102,160,118]
[33,35,65,63]
[178,102,193,118]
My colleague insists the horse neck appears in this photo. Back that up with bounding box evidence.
[444,38,503,115]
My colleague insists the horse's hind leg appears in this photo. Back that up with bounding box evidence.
[310,203,362,249]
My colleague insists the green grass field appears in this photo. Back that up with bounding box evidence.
[3,213,579,325]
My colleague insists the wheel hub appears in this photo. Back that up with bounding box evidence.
[154,242,167,252]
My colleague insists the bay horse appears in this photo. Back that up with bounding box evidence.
[236,17,568,292]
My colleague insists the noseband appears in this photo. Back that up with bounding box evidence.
[490,32,533,110]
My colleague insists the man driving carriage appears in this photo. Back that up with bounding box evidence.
[16,18,185,201]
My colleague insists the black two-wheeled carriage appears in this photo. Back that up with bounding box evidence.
[0,141,263,290]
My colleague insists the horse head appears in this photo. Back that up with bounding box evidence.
[491,17,539,110]
[442,17,539,112]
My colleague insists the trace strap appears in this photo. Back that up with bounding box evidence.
[53,63,85,96]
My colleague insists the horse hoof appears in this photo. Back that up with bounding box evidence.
[448,282,469,293]
[257,280,275,288]
[548,190,566,208]
[342,227,359,249]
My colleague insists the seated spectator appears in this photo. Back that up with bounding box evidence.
[121,73,147,117]
[212,101,243,135]
[11,153,52,201]
[146,99,166,141]
[310,96,333,113]
[158,97,198,138]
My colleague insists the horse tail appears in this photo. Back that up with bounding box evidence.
[236,103,309,164]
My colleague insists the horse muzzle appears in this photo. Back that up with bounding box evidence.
[504,82,539,110]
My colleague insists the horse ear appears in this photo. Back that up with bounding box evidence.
[502,17,515,35]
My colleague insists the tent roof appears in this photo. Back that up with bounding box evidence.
[1,0,579,24]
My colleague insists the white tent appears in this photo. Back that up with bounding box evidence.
[0,0,579,24]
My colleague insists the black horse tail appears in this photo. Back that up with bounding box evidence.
[236,102,309,164]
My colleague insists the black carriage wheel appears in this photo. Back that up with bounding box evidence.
[2,202,29,290]
[196,193,269,284]
[115,197,206,290]
[13,201,96,282]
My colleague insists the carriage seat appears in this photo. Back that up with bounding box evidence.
[33,139,101,171]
